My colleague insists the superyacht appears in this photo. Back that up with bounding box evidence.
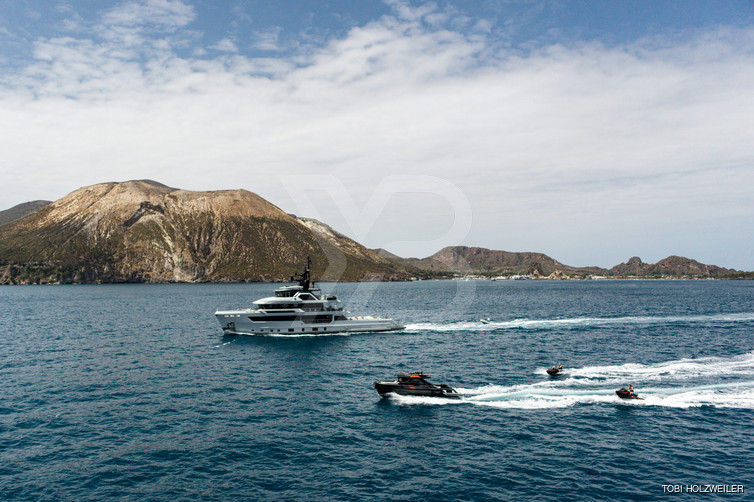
[215,258,404,335]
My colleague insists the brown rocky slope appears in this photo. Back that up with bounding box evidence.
[0,180,412,284]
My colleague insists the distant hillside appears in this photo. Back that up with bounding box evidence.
[388,246,607,278]
[0,180,413,284]
[379,246,739,279]
[0,200,51,227]
[609,256,733,278]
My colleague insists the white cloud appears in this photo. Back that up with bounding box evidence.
[101,0,195,29]
[384,0,438,23]
[0,4,752,269]
[251,27,283,52]
[96,0,196,53]
[210,38,238,53]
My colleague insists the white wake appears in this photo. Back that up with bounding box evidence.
[405,312,754,332]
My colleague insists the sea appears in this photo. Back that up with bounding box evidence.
[1,280,753,501]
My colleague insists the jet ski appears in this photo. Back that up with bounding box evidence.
[546,364,563,376]
[374,372,461,399]
[616,388,642,399]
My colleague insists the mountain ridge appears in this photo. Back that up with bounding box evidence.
[0,181,747,283]
[398,246,740,279]
[0,200,52,227]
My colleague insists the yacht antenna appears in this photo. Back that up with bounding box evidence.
[291,256,313,291]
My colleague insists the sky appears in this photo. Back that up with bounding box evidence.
[1,0,753,270]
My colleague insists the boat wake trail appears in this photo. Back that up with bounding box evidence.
[460,380,754,410]
[564,351,754,383]
[405,312,754,332]
[404,352,754,410]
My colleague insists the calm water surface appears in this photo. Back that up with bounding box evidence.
[1,280,753,500]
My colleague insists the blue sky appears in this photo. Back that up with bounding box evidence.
[1,1,753,269]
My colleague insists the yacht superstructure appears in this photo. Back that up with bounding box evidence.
[215,258,404,335]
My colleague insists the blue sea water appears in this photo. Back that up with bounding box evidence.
[1,280,753,501]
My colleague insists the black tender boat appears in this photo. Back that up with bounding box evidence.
[374,372,461,399]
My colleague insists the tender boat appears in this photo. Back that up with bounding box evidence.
[374,372,461,399]
[215,258,404,335]
[615,388,642,399]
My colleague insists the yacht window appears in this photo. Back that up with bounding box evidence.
[249,315,298,322]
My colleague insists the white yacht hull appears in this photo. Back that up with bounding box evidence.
[215,310,404,335]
